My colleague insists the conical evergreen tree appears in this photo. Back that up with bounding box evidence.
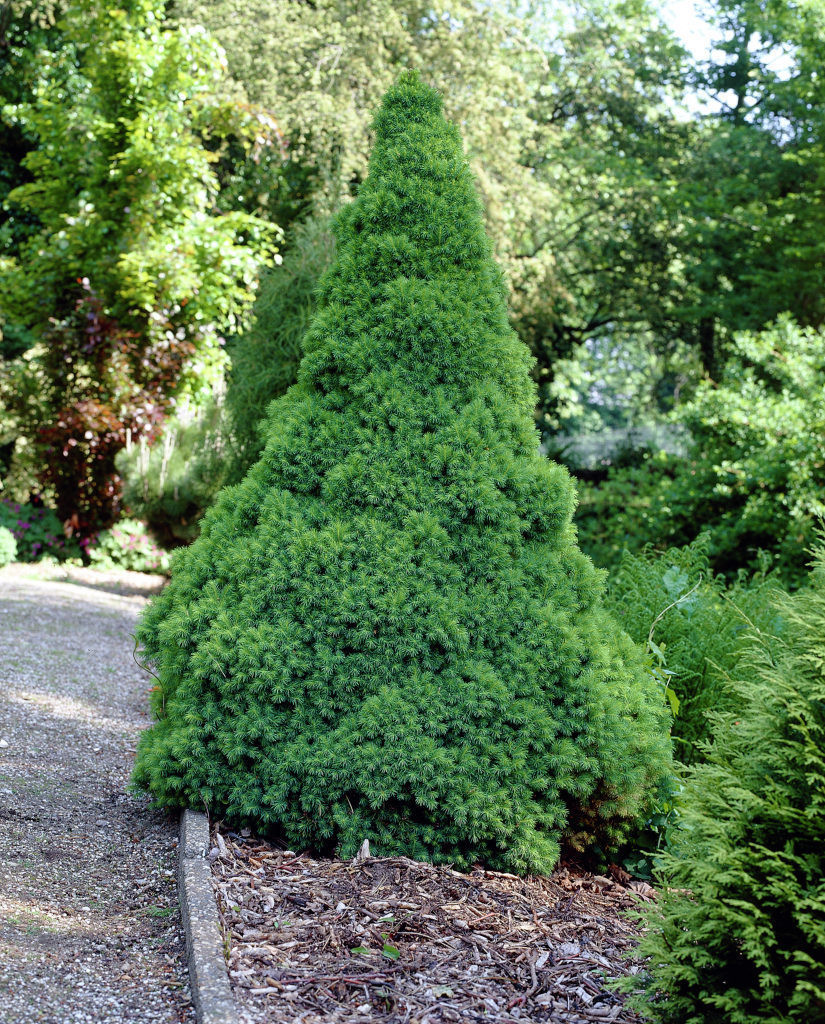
[133,72,670,874]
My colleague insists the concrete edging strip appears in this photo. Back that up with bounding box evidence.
[178,808,239,1024]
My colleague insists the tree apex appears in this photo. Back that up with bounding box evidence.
[372,70,444,137]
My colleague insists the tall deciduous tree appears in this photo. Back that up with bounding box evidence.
[133,73,670,873]
[0,0,277,543]
[671,0,825,375]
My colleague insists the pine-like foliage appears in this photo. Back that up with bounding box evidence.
[133,73,670,874]
[226,215,336,481]
[628,547,825,1022]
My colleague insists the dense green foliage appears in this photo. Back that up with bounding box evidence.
[133,74,670,873]
[226,215,336,479]
[606,539,780,763]
[0,524,15,566]
[662,318,825,583]
[576,318,825,587]
[0,0,275,544]
[628,545,825,1023]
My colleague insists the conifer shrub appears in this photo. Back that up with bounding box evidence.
[133,73,670,874]
[225,215,335,480]
[0,525,16,567]
[628,546,825,1022]
[607,538,780,763]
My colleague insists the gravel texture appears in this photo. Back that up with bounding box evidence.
[0,563,195,1024]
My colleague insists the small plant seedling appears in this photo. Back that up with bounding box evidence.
[145,905,176,918]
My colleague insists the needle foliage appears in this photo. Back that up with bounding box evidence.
[133,72,670,874]
[627,545,825,1022]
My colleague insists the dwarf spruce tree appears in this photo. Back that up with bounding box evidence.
[133,72,670,874]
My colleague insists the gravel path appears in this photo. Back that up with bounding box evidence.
[0,563,195,1024]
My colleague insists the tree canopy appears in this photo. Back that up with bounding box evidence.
[0,0,275,541]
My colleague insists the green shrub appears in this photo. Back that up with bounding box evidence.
[0,498,80,561]
[574,451,676,571]
[0,525,16,567]
[663,316,825,585]
[225,214,335,480]
[607,537,780,763]
[117,395,230,545]
[88,518,170,574]
[627,545,825,1023]
[132,73,670,875]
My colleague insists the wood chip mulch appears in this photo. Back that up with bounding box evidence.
[210,827,654,1024]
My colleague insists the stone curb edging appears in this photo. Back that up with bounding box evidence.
[178,809,239,1024]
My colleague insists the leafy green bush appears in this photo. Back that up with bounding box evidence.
[0,525,16,567]
[0,498,80,561]
[664,316,825,584]
[627,545,825,1023]
[117,395,231,545]
[574,451,676,571]
[607,538,780,763]
[133,73,671,875]
[226,215,335,480]
[88,518,170,574]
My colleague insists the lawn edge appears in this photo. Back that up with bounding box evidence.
[179,808,239,1024]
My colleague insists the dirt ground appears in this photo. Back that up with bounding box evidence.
[211,827,653,1024]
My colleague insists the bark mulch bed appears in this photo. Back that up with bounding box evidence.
[210,826,654,1024]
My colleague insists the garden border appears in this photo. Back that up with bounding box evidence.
[178,808,239,1024]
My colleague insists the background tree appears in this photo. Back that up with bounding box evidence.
[666,0,825,376]
[0,0,62,482]
[0,0,277,545]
